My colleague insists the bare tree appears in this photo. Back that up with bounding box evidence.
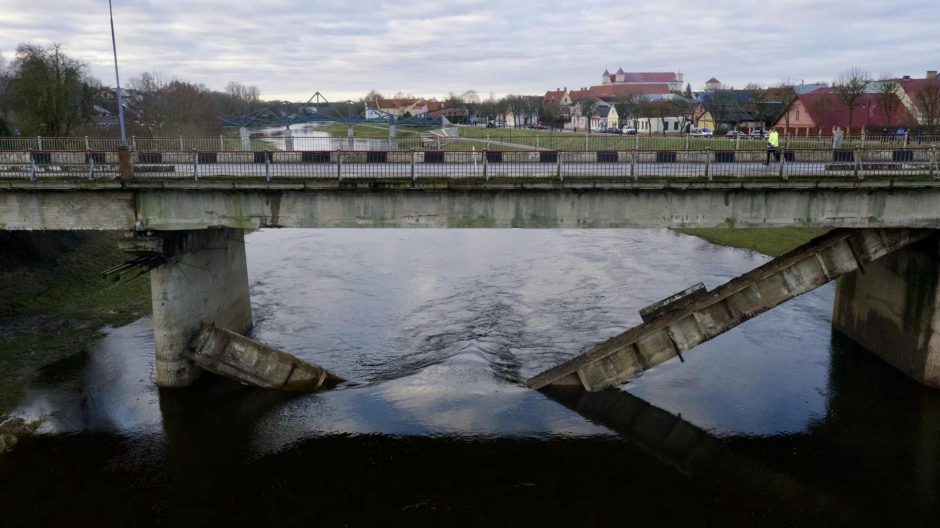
[875,74,901,128]
[810,94,834,134]
[579,98,596,132]
[915,78,940,129]
[703,87,734,133]
[773,82,799,134]
[612,93,643,131]
[833,68,870,132]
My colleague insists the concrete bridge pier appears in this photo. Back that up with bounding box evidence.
[150,228,252,387]
[833,232,940,388]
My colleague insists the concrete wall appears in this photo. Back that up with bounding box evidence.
[5,183,940,231]
[833,236,940,387]
[150,228,252,387]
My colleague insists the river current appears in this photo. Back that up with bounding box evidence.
[1,229,938,526]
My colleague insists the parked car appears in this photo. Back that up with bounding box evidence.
[725,130,747,139]
[605,127,622,134]
[750,130,770,139]
[622,127,638,135]
[689,127,713,137]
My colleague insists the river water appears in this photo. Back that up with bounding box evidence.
[1,229,938,526]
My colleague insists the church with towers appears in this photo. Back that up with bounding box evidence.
[601,68,684,92]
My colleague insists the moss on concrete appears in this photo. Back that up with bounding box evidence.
[0,231,151,418]
[674,227,831,257]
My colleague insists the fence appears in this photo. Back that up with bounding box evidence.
[2,133,940,153]
[1,148,937,182]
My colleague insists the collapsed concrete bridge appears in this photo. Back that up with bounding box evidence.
[3,149,940,389]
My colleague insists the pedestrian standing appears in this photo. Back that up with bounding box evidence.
[765,129,780,165]
[833,127,844,149]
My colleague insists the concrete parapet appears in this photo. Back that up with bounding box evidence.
[559,152,597,163]
[217,152,255,163]
[833,234,940,387]
[502,152,541,163]
[385,152,411,163]
[149,228,252,387]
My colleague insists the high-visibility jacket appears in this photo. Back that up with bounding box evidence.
[768,131,780,148]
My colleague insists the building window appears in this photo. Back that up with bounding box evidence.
[795,110,800,120]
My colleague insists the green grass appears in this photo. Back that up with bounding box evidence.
[0,232,152,418]
[673,227,830,257]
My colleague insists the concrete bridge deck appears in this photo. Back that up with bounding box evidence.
[0,147,939,231]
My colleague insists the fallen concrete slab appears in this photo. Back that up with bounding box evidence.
[186,322,345,393]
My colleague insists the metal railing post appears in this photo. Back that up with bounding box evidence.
[779,149,787,180]
[536,135,540,150]
[28,149,36,181]
[684,134,689,151]
[411,151,416,182]
[483,152,489,181]
[734,135,740,151]
[631,148,638,180]
[337,151,343,180]
[219,135,224,151]
[854,148,862,180]
[556,150,562,180]
[931,147,938,180]
[84,136,90,150]
[265,150,271,182]
[704,147,711,181]
[37,136,42,150]
[131,136,137,150]
[180,135,184,150]
[904,131,909,148]
[87,150,95,180]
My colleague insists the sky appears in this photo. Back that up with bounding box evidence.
[1,0,938,102]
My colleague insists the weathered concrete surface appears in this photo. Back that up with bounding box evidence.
[4,182,940,230]
[0,190,135,230]
[187,322,345,392]
[150,228,252,387]
[833,235,940,387]
[528,229,932,391]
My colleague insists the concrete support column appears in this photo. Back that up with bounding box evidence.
[150,228,252,387]
[833,234,940,388]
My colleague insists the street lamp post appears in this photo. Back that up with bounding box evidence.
[108,0,127,146]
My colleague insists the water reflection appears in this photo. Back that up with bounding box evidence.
[258,123,400,151]
[4,229,940,525]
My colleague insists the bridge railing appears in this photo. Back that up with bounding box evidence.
[3,133,940,153]
[1,148,937,181]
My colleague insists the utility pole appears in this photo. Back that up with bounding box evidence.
[109,0,127,145]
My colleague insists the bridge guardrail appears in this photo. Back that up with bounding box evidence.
[0,148,937,182]
[2,134,940,153]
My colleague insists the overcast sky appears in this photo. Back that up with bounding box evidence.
[1,0,937,102]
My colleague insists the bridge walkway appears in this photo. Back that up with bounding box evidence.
[527,228,931,392]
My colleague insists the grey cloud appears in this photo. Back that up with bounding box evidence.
[1,0,937,101]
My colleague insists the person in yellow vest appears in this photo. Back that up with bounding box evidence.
[765,129,781,165]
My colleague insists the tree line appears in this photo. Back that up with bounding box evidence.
[0,43,265,137]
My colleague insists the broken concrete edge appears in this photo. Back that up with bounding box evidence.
[526,229,933,390]
[185,321,346,394]
[639,282,708,323]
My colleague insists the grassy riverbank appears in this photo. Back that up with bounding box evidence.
[0,231,151,418]
[674,228,830,257]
